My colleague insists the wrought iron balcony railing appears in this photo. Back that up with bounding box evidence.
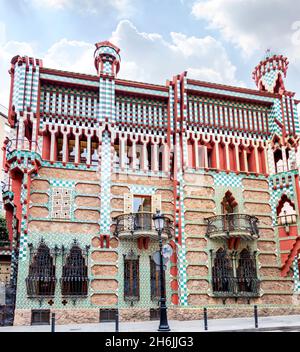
[113,212,174,240]
[205,213,259,240]
[6,138,41,155]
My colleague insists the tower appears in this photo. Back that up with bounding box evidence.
[94,41,121,77]
[252,50,289,94]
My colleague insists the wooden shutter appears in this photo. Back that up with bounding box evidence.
[124,193,133,213]
[151,194,161,213]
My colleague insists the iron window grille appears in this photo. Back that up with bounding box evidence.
[60,240,90,297]
[124,252,140,302]
[26,239,58,298]
[31,309,50,325]
[211,248,260,298]
[99,309,118,322]
[150,308,160,321]
[150,257,165,301]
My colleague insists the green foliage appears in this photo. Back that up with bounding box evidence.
[0,216,9,241]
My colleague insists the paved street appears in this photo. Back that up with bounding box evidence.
[1,315,300,332]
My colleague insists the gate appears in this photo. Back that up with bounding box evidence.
[0,284,16,326]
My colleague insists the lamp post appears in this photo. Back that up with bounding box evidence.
[153,210,170,332]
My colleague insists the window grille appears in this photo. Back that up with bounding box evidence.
[211,248,259,297]
[124,254,140,301]
[61,241,89,297]
[150,258,165,301]
[31,309,50,325]
[26,240,57,297]
[99,309,118,322]
[212,248,234,293]
[236,249,260,294]
[150,308,160,320]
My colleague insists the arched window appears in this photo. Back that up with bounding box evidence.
[236,249,258,294]
[67,132,76,163]
[91,134,99,166]
[274,149,283,173]
[61,242,89,297]
[212,248,234,293]
[276,194,297,226]
[26,240,56,297]
[147,142,152,171]
[56,131,64,162]
[79,133,88,164]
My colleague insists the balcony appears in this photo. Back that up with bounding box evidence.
[205,214,259,240]
[113,212,174,240]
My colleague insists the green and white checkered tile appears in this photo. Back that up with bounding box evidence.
[100,132,112,234]
[50,179,76,188]
[293,255,300,292]
[214,172,242,188]
[129,185,157,195]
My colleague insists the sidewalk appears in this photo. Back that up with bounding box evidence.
[1,315,300,332]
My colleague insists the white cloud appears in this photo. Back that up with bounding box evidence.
[0,21,6,45]
[192,0,300,58]
[0,20,243,107]
[29,0,71,10]
[110,20,242,85]
[43,39,94,73]
[26,0,135,17]
[0,40,36,107]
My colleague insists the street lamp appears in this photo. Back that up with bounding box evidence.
[153,209,170,332]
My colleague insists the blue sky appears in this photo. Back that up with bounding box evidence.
[0,0,300,107]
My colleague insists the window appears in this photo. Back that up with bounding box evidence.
[91,136,99,166]
[133,196,151,213]
[124,256,139,301]
[207,148,213,168]
[68,137,76,163]
[274,149,283,173]
[133,196,152,231]
[150,308,160,321]
[211,248,259,297]
[31,310,50,325]
[26,241,56,297]
[99,309,118,322]
[276,195,297,226]
[150,258,165,301]
[212,248,234,293]
[61,243,89,297]
[57,135,63,162]
[236,249,259,293]
[147,143,152,170]
[79,138,88,164]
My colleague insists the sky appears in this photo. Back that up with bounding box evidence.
[0,0,300,108]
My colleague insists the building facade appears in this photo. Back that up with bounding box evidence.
[2,42,300,325]
[0,105,11,286]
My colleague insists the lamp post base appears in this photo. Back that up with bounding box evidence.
[158,326,171,332]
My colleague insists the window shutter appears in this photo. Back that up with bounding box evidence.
[151,194,161,213]
[124,193,133,213]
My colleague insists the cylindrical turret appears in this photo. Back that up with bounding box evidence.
[94,41,121,77]
[252,50,289,94]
